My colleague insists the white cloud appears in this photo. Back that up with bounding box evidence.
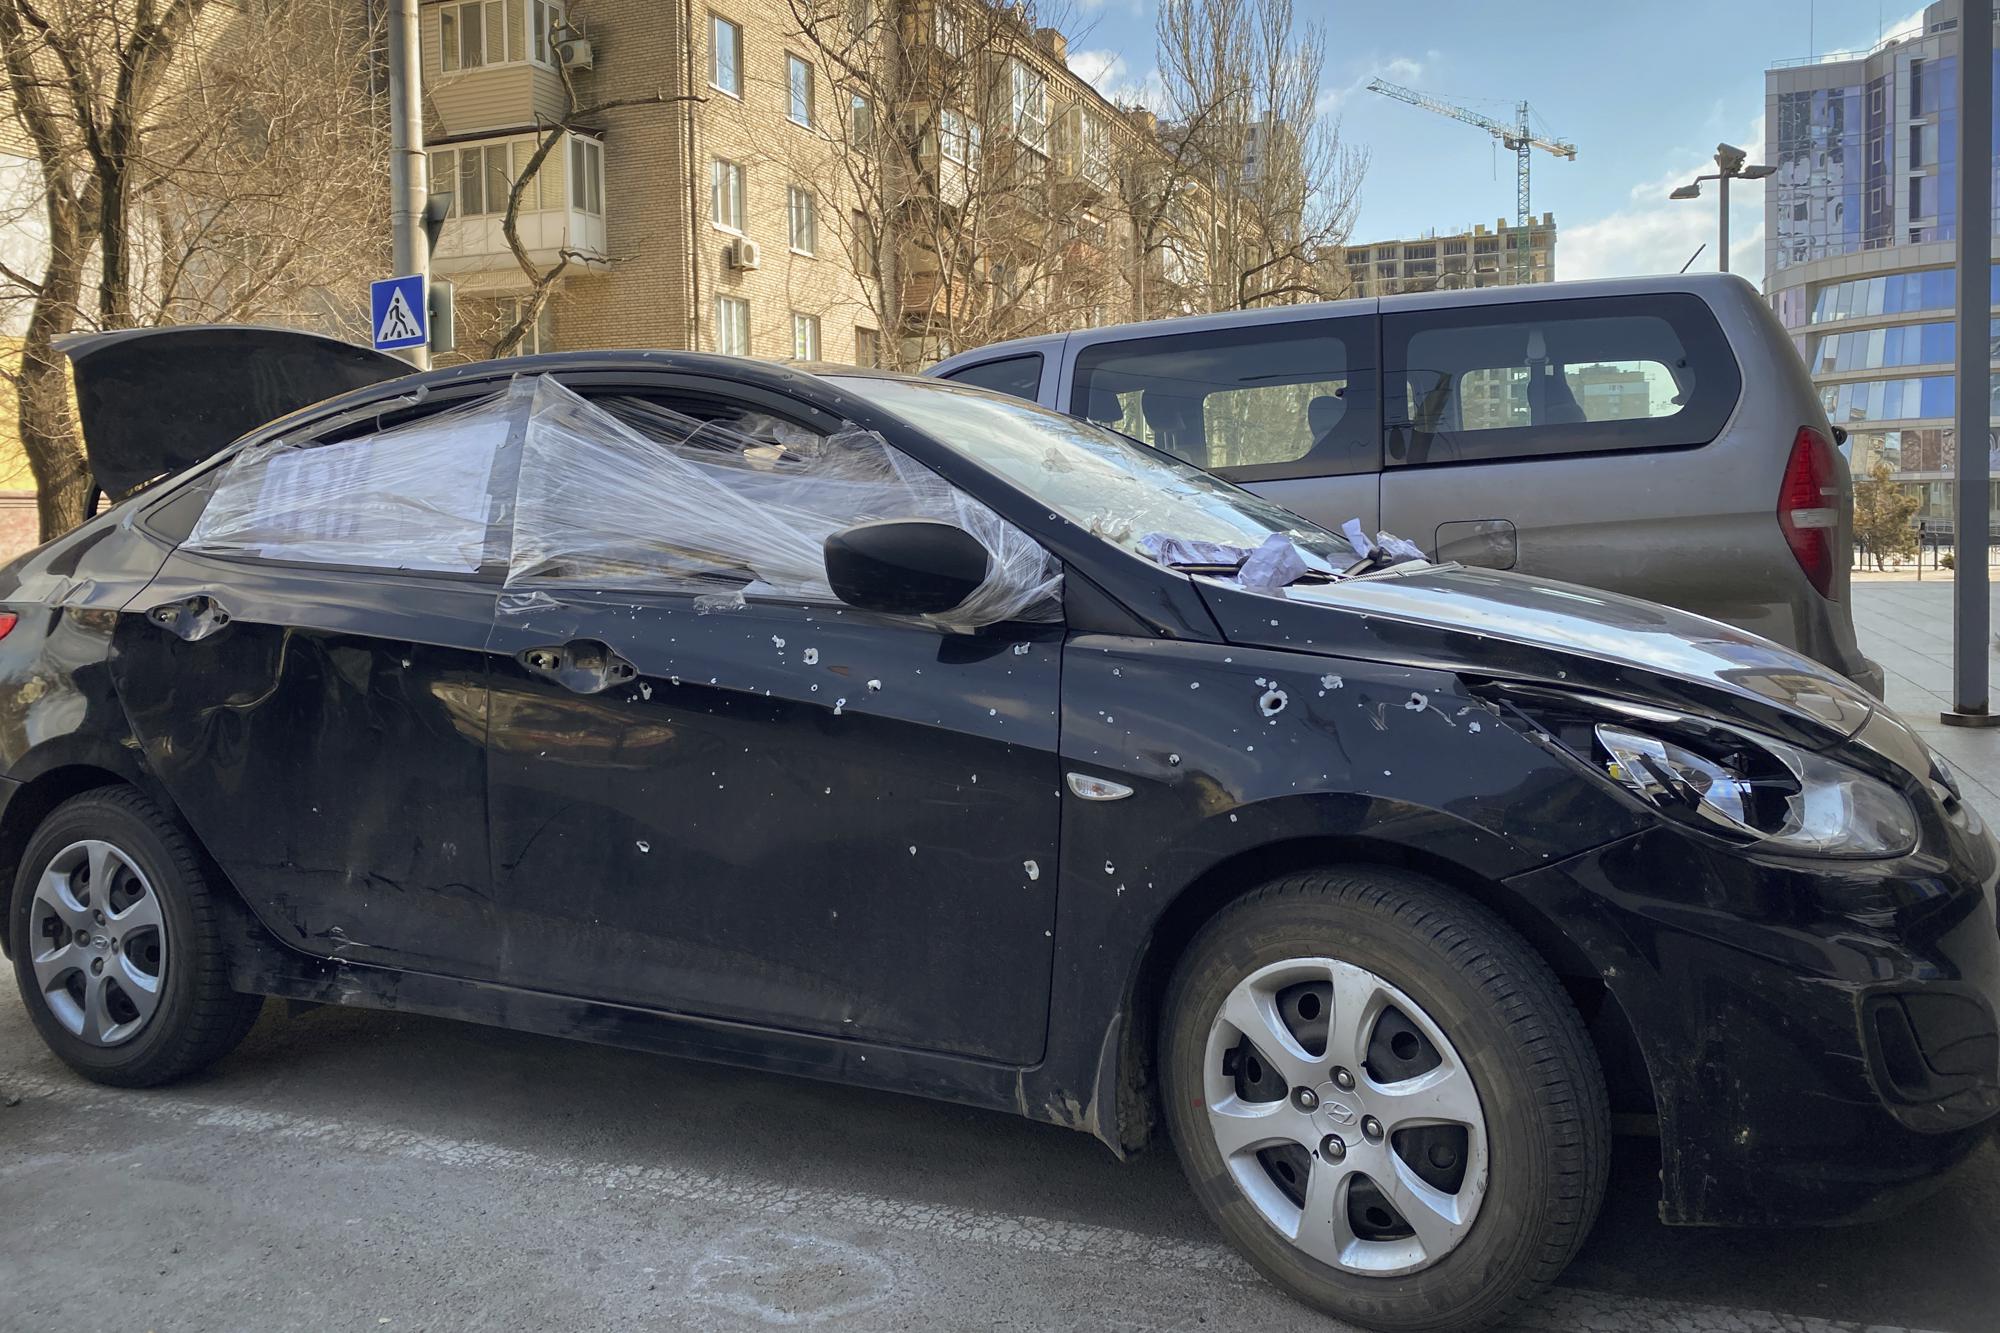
[1561,115,1768,284]
[1068,47,1126,90]
[1801,4,1928,63]
[1319,51,1437,115]
[1069,46,1169,112]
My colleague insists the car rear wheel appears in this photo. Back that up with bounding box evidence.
[9,787,262,1087]
[1159,868,1608,1333]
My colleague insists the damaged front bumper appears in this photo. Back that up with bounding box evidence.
[1507,809,2000,1228]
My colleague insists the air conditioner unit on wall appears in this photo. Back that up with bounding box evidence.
[558,38,594,69]
[727,238,762,270]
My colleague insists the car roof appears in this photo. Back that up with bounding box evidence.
[927,272,1761,371]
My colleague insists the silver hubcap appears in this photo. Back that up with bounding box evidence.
[1202,957,1488,1276]
[28,840,167,1047]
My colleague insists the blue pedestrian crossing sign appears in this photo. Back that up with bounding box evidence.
[371,274,428,350]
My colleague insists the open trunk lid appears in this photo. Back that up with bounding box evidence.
[58,325,413,498]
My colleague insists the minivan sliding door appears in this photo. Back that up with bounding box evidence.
[1064,316,1382,534]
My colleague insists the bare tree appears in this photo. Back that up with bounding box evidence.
[781,0,1116,369]
[136,1,389,333]
[0,0,390,538]
[1147,0,1364,314]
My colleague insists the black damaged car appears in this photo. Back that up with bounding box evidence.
[3,328,1996,1333]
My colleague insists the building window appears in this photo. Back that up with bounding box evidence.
[439,0,563,72]
[934,2,966,57]
[510,141,553,209]
[1009,59,1048,154]
[851,93,874,147]
[787,186,817,255]
[568,136,603,214]
[937,106,981,204]
[1079,109,1111,187]
[502,297,557,354]
[792,313,821,361]
[529,0,559,63]
[852,210,879,282]
[787,54,815,128]
[716,296,750,355]
[854,326,880,367]
[710,14,741,96]
[430,142,522,217]
[711,158,745,231]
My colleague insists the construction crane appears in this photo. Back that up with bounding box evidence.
[1365,78,1577,285]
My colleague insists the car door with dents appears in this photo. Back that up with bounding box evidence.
[112,389,513,975]
[480,377,1065,1065]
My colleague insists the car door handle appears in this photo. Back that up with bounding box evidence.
[517,639,639,695]
[145,595,232,642]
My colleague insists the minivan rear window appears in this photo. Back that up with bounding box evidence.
[1383,293,1740,467]
[940,353,1044,401]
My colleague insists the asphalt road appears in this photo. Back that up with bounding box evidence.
[1,986,1996,1333]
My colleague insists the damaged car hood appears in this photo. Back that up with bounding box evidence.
[1196,564,1877,744]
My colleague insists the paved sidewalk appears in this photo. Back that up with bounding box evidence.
[1850,574,2000,813]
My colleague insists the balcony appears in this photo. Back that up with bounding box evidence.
[428,132,607,284]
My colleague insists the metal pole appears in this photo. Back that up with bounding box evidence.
[1946,0,1994,725]
[1717,172,1730,273]
[387,0,430,370]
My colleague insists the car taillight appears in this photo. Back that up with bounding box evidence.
[0,612,16,639]
[1778,426,1840,598]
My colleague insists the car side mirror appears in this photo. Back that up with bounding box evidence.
[824,519,989,615]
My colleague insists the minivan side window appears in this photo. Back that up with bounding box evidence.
[1383,294,1741,467]
[1066,318,1378,482]
[941,353,1044,401]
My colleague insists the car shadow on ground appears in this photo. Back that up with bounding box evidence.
[199,1002,1999,1333]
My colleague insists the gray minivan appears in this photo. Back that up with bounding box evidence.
[928,274,1883,695]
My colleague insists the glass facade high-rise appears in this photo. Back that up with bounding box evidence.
[1765,0,2000,534]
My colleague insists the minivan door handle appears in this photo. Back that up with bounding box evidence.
[145,594,232,642]
[517,639,639,694]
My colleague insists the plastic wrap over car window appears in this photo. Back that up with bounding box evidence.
[505,376,1062,627]
[184,390,521,573]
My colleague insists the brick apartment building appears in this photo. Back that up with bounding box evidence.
[422,0,1169,367]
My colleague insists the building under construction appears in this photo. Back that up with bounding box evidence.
[1340,214,1558,296]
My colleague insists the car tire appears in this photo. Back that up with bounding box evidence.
[9,786,263,1087]
[1159,867,1608,1333]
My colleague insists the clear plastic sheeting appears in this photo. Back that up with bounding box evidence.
[183,374,1060,629]
[504,377,1060,627]
[186,392,521,573]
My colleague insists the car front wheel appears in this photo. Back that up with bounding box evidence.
[1160,868,1609,1333]
[9,787,263,1087]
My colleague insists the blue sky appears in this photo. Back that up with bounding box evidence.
[1063,0,1932,288]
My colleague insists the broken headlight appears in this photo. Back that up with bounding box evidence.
[1593,722,1917,858]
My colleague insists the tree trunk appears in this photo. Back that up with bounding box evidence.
[12,182,94,543]
[18,334,91,541]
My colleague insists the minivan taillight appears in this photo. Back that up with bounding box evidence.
[0,612,15,639]
[1778,426,1840,598]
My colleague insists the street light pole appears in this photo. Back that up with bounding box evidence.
[1945,0,1994,725]
[1669,145,1773,276]
[1717,171,1729,273]
[387,0,430,371]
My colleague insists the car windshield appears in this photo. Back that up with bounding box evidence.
[828,375,1347,567]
